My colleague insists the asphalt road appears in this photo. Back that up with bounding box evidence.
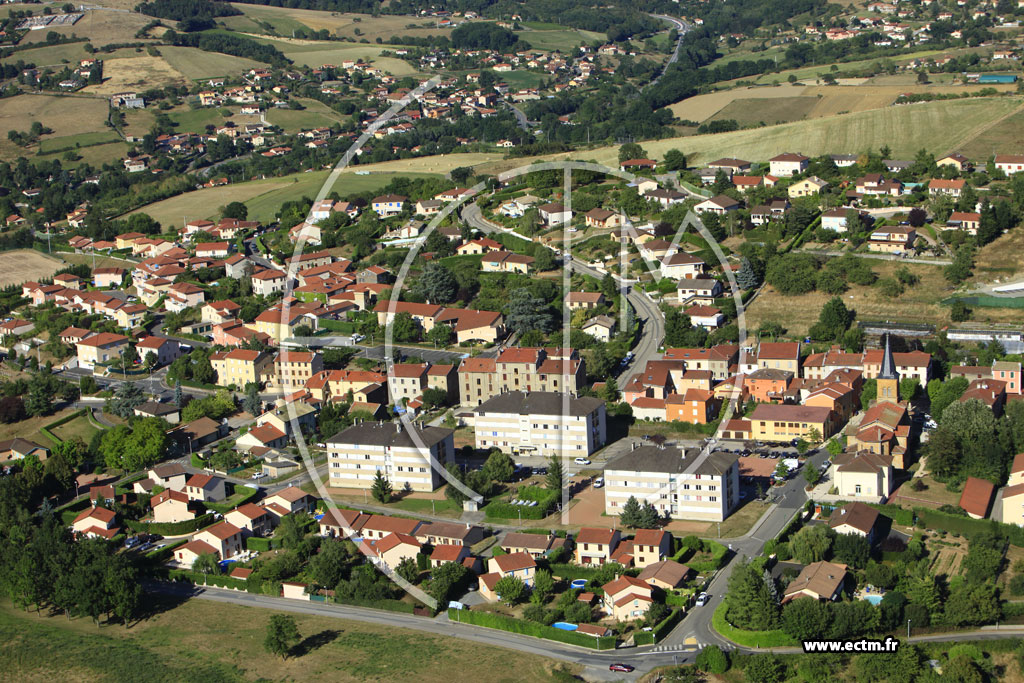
[647,15,690,88]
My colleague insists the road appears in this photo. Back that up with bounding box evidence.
[505,101,535,131]
[647,15,690,89]
[461,203,664,386]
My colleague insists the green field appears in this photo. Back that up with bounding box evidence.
[0,599,570,682]
[37,131,122,154]
[495,70,546,89]
[747,48,951,85]
[36,140,131,168]
[50,414,102,444]
[160,45,267,79]
[957,104,1024,159]
[237,35,421,75]
[167,107,235,134]
[132,170,441,227]
[13,41,90,65]
[265,98,348,132]
[515,27,604,51]
[222,4,311,36]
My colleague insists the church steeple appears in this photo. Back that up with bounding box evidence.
[877,333,899,401]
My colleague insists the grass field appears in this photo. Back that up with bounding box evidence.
[493,70,546,89]
[81,55,188,95]
[160,45,267,80]
[131,170,441,226]
[744,48,952,85]
[515,27,604,51]
[668,84,808,121]
[0,405,79,444]
[971,229,1024,282]
[37,130,122,154]
[709,96,819,126]
[266,98,348,132]
[0,249,64,288]
[26,9,154,47]
[12,41,91,66]
[36,140,131,169]
[0,599,572,682]
[280,44,420,75]
[957,104,1024,159]
[50,414,102,444]
[0,94,111,160]
[224,5,456,43]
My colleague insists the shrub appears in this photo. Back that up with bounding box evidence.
[696,645,730,674]
[1010,574,1024,596]
[447,608,615,649]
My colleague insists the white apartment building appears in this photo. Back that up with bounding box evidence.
[472,391,607,457]
[604,444,740,522]
[325,421,454,492]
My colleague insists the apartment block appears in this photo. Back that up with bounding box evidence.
[210,349,274,389]
[473,391,607,457]
[604,444,740,522]
[325,421,455,492]
[458,347,585,406]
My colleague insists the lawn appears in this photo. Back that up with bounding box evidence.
[716,500,770,539]
[711,601,798,648]
[160,45,267,80]
[0,598,572,682]
[37,130,122,154]
[0,406,81,444]
[50,414,103,445]
[380,496,462,517]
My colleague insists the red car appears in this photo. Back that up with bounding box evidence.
[609,663,635,673]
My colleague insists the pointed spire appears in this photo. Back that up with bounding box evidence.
[878,333,898,380]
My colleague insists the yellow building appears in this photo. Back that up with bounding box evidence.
[749,404,835,442]
[210,349,273,388]
[75,332,130,371]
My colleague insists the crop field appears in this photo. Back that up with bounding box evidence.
[159,45,267,80]
[339,152,504,176]
[957,104,1024,159]
[515,27,605,51]
[224,4,456,43]
[668,84,807,121]
[0,599,572,683]
[0,94,111,160]
[0,249,64,288]
[81,55,188,95]
[281,45,420,75]
[709,96,819,126]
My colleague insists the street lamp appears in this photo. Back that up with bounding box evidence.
[906,618,911,639]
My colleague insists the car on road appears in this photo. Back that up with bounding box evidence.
[593,477,604,488]
[531,467,547,475]
[574,457,591,465]
[609,664,635,673]
[695,592,708,606]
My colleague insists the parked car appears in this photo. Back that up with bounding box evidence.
[574,457,591,465]
[593,477,604,488]
[695,592,709,607]
[609,664,635,673]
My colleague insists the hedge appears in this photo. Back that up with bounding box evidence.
[824,501,914,527]
[40,408,88,444]
[168,569,249,590]
[334,595,418,614]
[447,608,616,650]
[60,499,92,525]
[711,602,797,648]
[688,540,729,574]
[634,608,683,646]
[548,563,601,581]
[484,486,557,520]
[124,513,215,537]
[146,538,186,562]
[246,536,277,552]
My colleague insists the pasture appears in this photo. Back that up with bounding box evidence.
[0,94,111,160]
[668,84,807,121]
[160,45,267,80]
[708,96,818,126]
[36,140,131,168]
[81,55,188,95]
[21,9,154,47]
[515,27,605,51]
[957,103,1024,160]
[0,249,64,288]
[225,5,457,43]
[265,98,349,132]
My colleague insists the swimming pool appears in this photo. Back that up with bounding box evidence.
[861,594,884,605]
[552,622,578,631]
[570,579,588,589]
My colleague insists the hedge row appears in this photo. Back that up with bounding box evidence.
[688,540,730,574]
[914,507,1024,546]
[246,536,278,552]
[168,569,248,590]
[484,500,550,520]
[125,513,214,537]
[548,563,601,581]
[146,539,186,562]
[40,408,88,444]
[447,608,616,650]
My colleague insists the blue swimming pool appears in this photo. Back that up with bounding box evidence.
[552,622,578,631]
[570,579,587,589]
[862,594,884,605]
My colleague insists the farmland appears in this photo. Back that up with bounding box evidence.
[0,94,111,161]
[237,34,422,75]
[35,140,131,169]
[22,8,155,47]
[0,249,64,288]
[515,26,605,51]
[265,98,349,132]
[0,599,572,683]
[224,4,456,43]
[708,96,819,126]
[160,45,267,80]
[81,55,188,96]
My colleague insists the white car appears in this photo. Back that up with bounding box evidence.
[695,592,708,607]
[593,477,604,488]
[574,457,591,465]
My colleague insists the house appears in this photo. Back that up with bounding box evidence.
[195,242,230,259]
[677,278,723,306]
[210,348,273,389]
[318,507,369,538]
[0,438,50,463]
[694,195,741,215]
[827,502,880,541]
[173,539,220,567]
[584,208,621,229]
[831,450,893,500]
[362,532,421,570]
[582,315,617,342]
[788,176,828,198]
[619,158,657,172]
[946,211,981,235]
[251,269,288,297]
[148,463,188,491]
[630,529,671,568]
[659,252,705,280]
[151,490,197,524]
[769,153,809,177]
[481,250,534,274]
[194,521,245,560]
[638,560,691,590]
[135,336,181,367]
[574,527,621,566]
[746,368,794,403]
[665,389,717,425]
[371,194,407,217]
[566,292,605,310]
[757,341,802,374]
[782,561,849,603]
[928,178,966,197]
[601,575,653,621]
[325,422,454,492]
[430,544,470,568]
[185,473,227,502]
[867,226,915,254]
[538,202,572,226]
[707,158,752,175]
[959,476,996,519]
[500,531,565,558]
[821,208,859,233]
[71,506,120,539]
[685,305,724,329]
[994,154,1024,175]
[0,319,33,337]
[473,391,607,458]
[487,552,536,586]
[457,237,502,255]
[937,152,970,171]
[359,515,422,541]
[415,521,485,547]
[225,503,274,537]
[76,332,130,370]
[263,486,316,515]
[169,417,225,451]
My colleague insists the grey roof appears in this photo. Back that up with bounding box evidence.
[326,421,453,449]
[136,401,178,417]
[677,278,721,290]
[879,333,898,380]
[473,391,605,417]
[605,445,738,477]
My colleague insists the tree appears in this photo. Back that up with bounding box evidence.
[781,597,831,641]
[809,296,853,342]
[275,511,310,549]
[390,312,420,343]
[192,552,220,577]
[618,142,647,164]
[494,575,526,604]
[619,495,644,528]
[908,207,927,228]
[724,560,779,630]
[427,323,454,347]
[545,456,563,491]
[532,568,555,603]
[428,560,468,604]
[174,380,183,408]
[736,257,760,290]
[506,288,555,335]
[832,533,870,569]
[663,148,687,171]
[950,299,971,322]
[396,557,419,583]
[803,465,821,487]
[745,654,784,683]
[107,381,144,418]
[0,396,26,424]
[418,263,458,304]
[943,582,1001,627]
[865,561,896,590]
[24,382,53,417]
[222,201,248,220]
[790,525,834,564]
[264,614,301,659]
[371,470,393,503]
[482,450,515,483]
[695,645,729,674]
